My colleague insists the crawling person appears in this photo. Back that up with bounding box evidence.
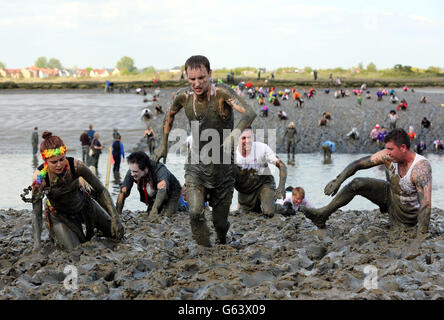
[29,131,124,252]
[300,128,432,239]
[234,128,287,218]
[276,187,313,216]
[116,151,181,222]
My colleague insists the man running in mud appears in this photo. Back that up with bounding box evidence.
[235,128,287,218]
[117,151,181,222]
[300,129,432,239]
[154,55,256,247]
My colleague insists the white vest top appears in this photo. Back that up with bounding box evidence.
[388,153,428,209]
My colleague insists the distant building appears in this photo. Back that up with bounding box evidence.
[241,70,255,76]
[76,69,89,77]
[59,69,75,77]
[169,66,182,74]
[90,69,110,77]
[112,68,122,76]
[38,68,59,78]
[0,69,23,78]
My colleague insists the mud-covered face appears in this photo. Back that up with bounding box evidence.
[46,154,67,175]
[186,65,212,96]
[385,141,407,163]
[129,163,148,181]
[292,194,303,206]
[239,129,253,153]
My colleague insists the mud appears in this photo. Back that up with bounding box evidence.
[131,87,444,154]
[1,207,443,300]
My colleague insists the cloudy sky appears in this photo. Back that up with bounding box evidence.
[1,0,443,70]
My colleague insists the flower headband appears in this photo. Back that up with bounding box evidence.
[33,163,48,186]
[41,145,67,161]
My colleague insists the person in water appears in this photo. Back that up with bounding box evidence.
[300,128,432,239]
[30,131,124,252]
[144,124,156,156]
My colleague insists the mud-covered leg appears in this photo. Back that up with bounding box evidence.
[90,199,113,238]
[51,219,81,251]
[161,186,181,216]
[187,185,211,247]
[211,203,231,245]
[301,178,388,228]
[259,185,276,218]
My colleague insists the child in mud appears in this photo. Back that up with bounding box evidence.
[276,187,313,215]
[300,128,432,239]
[29,131,124,252]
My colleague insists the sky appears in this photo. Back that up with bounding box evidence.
[1,0,443,70]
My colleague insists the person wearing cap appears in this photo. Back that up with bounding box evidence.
[370,124,380,142]
[387,110,399,129]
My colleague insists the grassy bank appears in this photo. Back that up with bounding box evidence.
[1,77,444,90]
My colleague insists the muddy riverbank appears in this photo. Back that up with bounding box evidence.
[1,207,443,300]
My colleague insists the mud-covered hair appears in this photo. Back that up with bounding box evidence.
[185,55,210,74]
[127,151,150,171]
[384,128,410,149]
[40,131,65,154]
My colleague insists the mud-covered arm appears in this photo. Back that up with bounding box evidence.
[155,90,186,164]
[150,188,167,215]
[220,85,257,135]
[412,160,432,238]
[275,159,287,199]
[325,150,390,196]
[75,160,119,220]
[116,170,134,215]
[31,187,43,252]
[150,162,170,214]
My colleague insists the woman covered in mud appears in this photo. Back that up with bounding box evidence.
[30,131,124,252]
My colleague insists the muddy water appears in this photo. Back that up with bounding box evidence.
[2,89,444,211]
[3,152,444,213]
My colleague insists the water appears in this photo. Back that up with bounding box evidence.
[1,89,444,212]
[3,151,444,212]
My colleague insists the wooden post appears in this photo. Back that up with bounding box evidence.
[105,146,112,190]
